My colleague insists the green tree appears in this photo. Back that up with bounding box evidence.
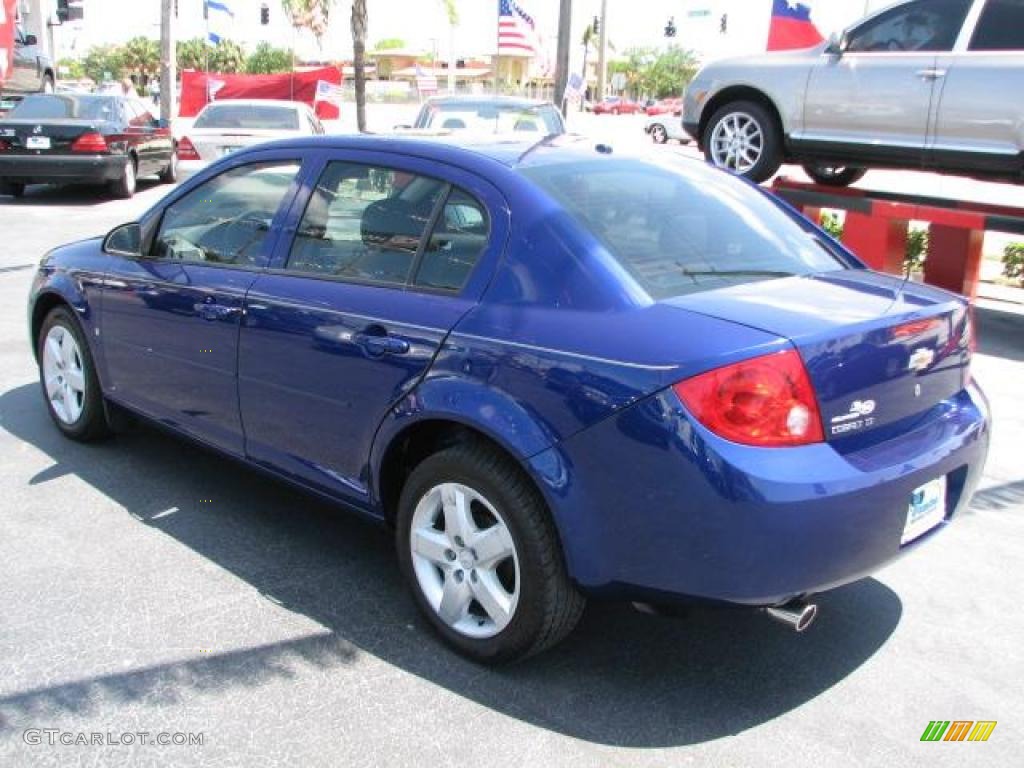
[58,58,85,80]
[121,36,161,82]
[374,38,405,51]
[177,38,209,71]
[246,42,293,74]
[641,46,699,99]
[209,40,246,74]
[82,45,124,84]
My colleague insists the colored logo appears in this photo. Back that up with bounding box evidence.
[920,720,997,742]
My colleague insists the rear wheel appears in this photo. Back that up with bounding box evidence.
[109,156,137,199]
[159,149,178,184]
[396,440,584,662]
[0,181,26,198]
[649,123,668,144]
[802,162,868,187]
[704,100,782,183]
[37,306,110,442]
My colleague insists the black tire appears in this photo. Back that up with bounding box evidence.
[0,181,26,198]
[802,162,868,187]
[108,155,137,199]
[37,306,111,442]
[159,148,179,184]
[649,123,669,144]
[396,440,585,663]
[703,100,783,183]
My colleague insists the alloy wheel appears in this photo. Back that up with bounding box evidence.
[710,111,764,174]
[409,482,520,639]
[42,324,86,425]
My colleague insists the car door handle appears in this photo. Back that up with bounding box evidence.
[916,69,946,80]
[195,303,241,321]
[353,332,410,356]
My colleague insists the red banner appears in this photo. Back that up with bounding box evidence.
[0,0,17,89]
[178,66,343,119]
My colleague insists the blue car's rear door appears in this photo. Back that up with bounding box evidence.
[100,151,309,455]
[237,149,508,506]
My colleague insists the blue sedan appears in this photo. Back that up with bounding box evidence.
[28,134,990,661]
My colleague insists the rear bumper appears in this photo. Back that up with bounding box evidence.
[0,154,126,185]
[530,383,990,606]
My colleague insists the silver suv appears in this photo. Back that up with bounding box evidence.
[683,0,1024,185]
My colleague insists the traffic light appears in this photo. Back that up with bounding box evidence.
[592,15,599,35]
[720,13,728,34]
[664,16,677,38]
[56,0,70,23]
[260,3,270,25]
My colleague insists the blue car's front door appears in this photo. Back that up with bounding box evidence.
[100,154,307,454]
[238,150,507,504]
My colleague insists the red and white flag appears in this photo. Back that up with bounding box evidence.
[415,65,438,95]
[498,0,539,55]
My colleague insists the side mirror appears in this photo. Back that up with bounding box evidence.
[24,34,38,46]
[825,32,845,56]
[103,222,143,257]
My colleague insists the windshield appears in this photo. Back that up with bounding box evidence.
[9,95,120,121]
[523,158,847,300]
[194,104,301,130]
[418,102,563,135]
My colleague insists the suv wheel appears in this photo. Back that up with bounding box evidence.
[705,100,782,183]
[802,162,868,188]
[396,441,584,662]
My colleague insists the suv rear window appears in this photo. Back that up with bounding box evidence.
[523,158,846,300]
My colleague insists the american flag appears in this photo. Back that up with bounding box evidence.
[498,0,538,55]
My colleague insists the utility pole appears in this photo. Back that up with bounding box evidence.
[596,0,608,101]
[159,0,177,125]
[553,0,572,115]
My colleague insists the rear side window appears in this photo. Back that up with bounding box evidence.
[152,161,301,265]
[523,159,845,300]
[845,0,972,52]
[194,104,301,130]
[414,189,489,291]
[286,162,447,287]
[970,0,1024,50]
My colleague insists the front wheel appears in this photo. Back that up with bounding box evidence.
[802,162,868,187]
[37,306,111,442]
[396,441,585,663]
[704,100,782,183]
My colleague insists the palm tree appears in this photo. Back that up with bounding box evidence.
[351,0,367,131]
[580,19,596,106]
[177,38,209,71]
[440,0,459,93]
[122,37,160,83]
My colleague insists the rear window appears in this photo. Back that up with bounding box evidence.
[9,95,119,121]
[523,158,846,299]
[194,104,301,130]
[418,103,564,135]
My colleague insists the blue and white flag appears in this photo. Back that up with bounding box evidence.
[204,0,234,46]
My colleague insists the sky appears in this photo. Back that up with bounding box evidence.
[54,0,893,64]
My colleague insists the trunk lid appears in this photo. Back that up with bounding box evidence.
[187,128,302,161]
[666,270,971,442]
[0,118,112,154]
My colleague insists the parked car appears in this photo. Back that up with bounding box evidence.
[28,134,989,661]
[645,97,682,116]
[404,95,565,135]
[0,24,56,100]
[177,99,325,163]
[645,114,692,144]
[683,0,1024,185]
[0,93,177,199]
[592,96,643,115]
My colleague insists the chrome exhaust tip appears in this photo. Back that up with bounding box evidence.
[763,600,818,632]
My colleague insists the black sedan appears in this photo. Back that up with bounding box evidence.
[0,94,177,199]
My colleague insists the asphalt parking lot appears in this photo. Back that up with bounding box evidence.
[1,147,1022,767]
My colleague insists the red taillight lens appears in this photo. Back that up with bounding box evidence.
[0,139,10,152]
[177,136,200,160]
[673,349,824,447]
[71,132,109,153]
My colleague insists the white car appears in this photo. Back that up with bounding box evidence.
[177,99,325,163]
[644,115,691,145]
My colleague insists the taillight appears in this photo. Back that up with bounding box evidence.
[0,139,9,152]
[177,136,200,160]
[673,348,824,447]
[71,132,109,153]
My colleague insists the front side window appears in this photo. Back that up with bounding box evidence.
[286,162,446,286]
[970,0,1024,50]
[845,0,972,52]
[523,158,846,300]
[152,161,301,266]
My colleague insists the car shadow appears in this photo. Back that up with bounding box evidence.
[975,304,1024,363]
[0,180,164,207]
[0,382,903,747]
